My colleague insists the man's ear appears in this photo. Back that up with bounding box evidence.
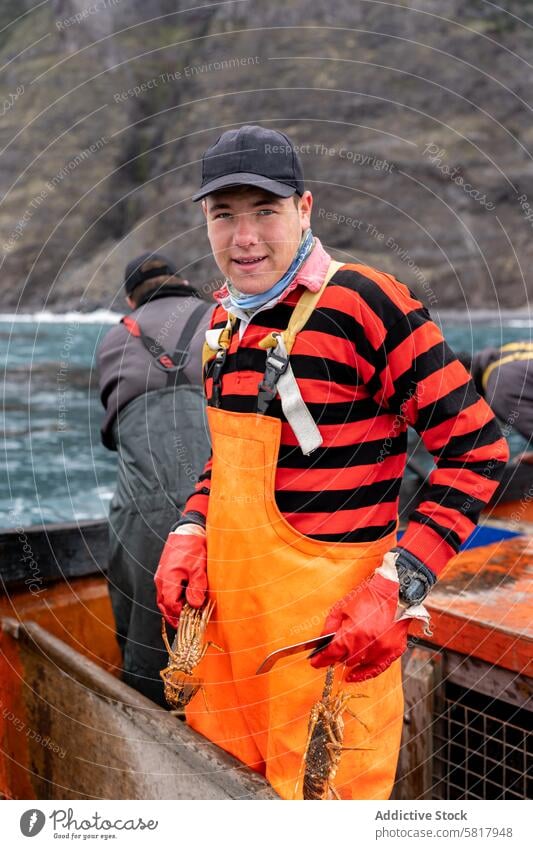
[298,190,313,230]
[201,199,208,219]
[126,295,136,310]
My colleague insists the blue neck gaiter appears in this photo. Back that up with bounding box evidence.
[226,228,315,311]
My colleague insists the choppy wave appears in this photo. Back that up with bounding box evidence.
[0,309,122,324]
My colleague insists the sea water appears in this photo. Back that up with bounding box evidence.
[1,311,531,528]
[1,312,120,528]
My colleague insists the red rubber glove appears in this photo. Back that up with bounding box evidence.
[309,570,409,683]
[155,531,207,628]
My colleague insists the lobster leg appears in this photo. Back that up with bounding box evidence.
[183,607,194,644]
[326,742,376,753]
[344,707,370,732]
[200,683,213,713]
[161,620,174,657]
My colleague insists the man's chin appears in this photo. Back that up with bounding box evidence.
[227,274,278,295]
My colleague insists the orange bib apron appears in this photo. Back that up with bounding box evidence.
[185,406,404,799]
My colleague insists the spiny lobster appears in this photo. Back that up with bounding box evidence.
[296,665,375,800]
[160,600,222,713]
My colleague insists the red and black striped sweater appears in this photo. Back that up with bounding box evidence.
[181,263,508,576]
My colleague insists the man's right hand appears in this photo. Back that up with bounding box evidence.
[155,526,207,627]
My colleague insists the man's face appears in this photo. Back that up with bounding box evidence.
[202,186,313,294]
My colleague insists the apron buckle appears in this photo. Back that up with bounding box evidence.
[211,348,228,408]
[257,349,289,413]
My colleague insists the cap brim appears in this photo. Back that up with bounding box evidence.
[192,172,297,202]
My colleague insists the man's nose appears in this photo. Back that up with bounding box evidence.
[232,212,258,247]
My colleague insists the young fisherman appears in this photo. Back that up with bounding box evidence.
[155,126,508,798]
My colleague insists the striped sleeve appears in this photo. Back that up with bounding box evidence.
[177,304,221,528]
[370,278,509,575]
[178,453,213,528]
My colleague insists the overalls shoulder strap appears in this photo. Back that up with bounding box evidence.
[258,259,344,356]
[169,300,211,384]
[256,259,344,454]
[202,312,238,407]
[202,312,237,370]
[200,260,343,447]
[122,299,210,387]
[201,260,343,372]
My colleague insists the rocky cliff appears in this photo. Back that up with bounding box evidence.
[1,0,532,312]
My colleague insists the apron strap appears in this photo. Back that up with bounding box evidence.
[201,258,343,419]
[258,260,344,355]
[165,300,211,386]
[270,333,324,455]
[256,260,344,452]
[122,300,210,387]
[203,313,237,407]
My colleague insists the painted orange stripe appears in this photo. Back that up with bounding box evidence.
[428,537,533,675]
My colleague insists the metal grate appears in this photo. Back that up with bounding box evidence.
[432,682,532,799]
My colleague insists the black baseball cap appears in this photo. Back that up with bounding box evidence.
[192,125,305,202]
[124,252,177,295]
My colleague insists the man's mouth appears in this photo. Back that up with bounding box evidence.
[232,255,267,269]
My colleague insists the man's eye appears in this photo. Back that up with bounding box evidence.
[214,212,231,220]
[257,209,274,216]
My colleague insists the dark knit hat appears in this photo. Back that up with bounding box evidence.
[124,252,177,295]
